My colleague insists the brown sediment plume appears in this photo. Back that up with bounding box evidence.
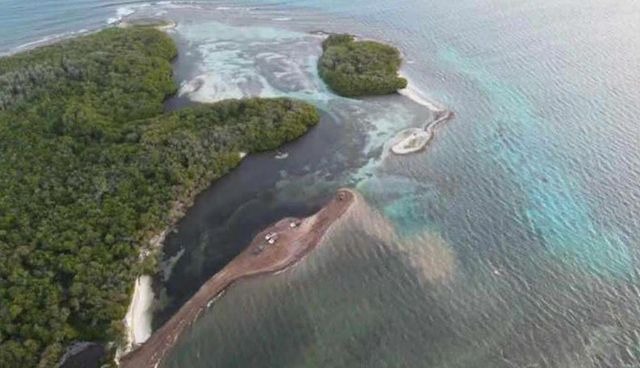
[337,192,396,244]
[334,195,456,283]
[395,232,456,283]
[119,189,355,368]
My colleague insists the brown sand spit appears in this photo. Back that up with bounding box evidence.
[119,189,355,368]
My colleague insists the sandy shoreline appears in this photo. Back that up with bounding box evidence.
[119,189,356,368]
[398,74,446,113]
[124,276,154,347]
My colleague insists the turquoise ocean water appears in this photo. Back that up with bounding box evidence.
[3,1,640,367]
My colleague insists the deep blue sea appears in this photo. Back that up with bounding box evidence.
[3,1,640,367]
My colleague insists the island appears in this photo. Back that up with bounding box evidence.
[389,109,453,155]
[120,189,355,368]
[317,34,407,97]
[0,27,319,367]
[317,33,453,155]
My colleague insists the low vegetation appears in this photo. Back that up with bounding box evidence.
[0,27,319,367]
[118,18,175,30]
[318,34,407,97]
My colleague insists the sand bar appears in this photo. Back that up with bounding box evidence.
[392,74,454,155]
[390,108,453,155]
[120,189,355,368]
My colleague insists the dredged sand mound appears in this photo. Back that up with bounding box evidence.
[120,189,355,368]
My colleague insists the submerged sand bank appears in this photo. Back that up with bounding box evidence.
[120,189,355,368]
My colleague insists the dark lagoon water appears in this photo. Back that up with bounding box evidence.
[3,1,640,367]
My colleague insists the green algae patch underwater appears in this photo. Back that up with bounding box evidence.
[0,27,319,367]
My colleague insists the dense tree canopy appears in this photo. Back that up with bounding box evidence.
[0,28,319,367]
[318,34,407,97]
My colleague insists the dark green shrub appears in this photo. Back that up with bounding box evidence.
[318,34,407,97]
[0,28,318,367]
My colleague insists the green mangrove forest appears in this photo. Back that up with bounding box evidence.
[318,34,408,97]
[0,28,319,367]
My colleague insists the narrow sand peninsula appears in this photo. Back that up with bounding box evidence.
[120,189,355,368]
[392,75,454,155]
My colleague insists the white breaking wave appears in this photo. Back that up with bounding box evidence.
[107,6,137,25]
